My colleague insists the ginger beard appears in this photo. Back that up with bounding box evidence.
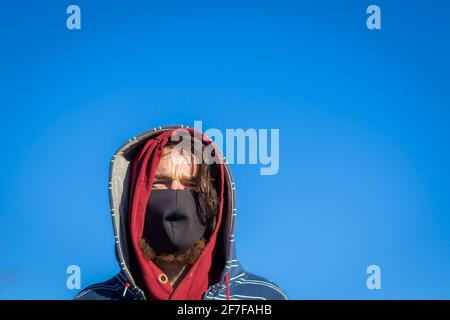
[139,237,206,266]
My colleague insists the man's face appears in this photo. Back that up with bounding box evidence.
[152,146,199,190]
[139,145,206,266]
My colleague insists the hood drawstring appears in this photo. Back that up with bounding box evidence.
[122,281,131,297]
[225,272,230,300]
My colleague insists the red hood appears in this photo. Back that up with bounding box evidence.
[128,128,225,300]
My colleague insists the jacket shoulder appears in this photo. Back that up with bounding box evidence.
[74,274,126,300]
[229,271,288,300]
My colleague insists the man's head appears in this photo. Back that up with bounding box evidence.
[139,132,220,265]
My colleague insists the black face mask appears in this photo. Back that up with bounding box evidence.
[143,189,207,254]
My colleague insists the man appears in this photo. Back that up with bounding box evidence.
[76,126,287,300]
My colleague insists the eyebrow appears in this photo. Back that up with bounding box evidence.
[152,174,196,183]
[153,175,170,182]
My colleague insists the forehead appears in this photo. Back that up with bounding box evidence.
[155,146,199,179]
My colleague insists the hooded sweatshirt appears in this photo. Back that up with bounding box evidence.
[76,125,287,300]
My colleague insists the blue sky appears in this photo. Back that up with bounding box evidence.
[1,0,450,299]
